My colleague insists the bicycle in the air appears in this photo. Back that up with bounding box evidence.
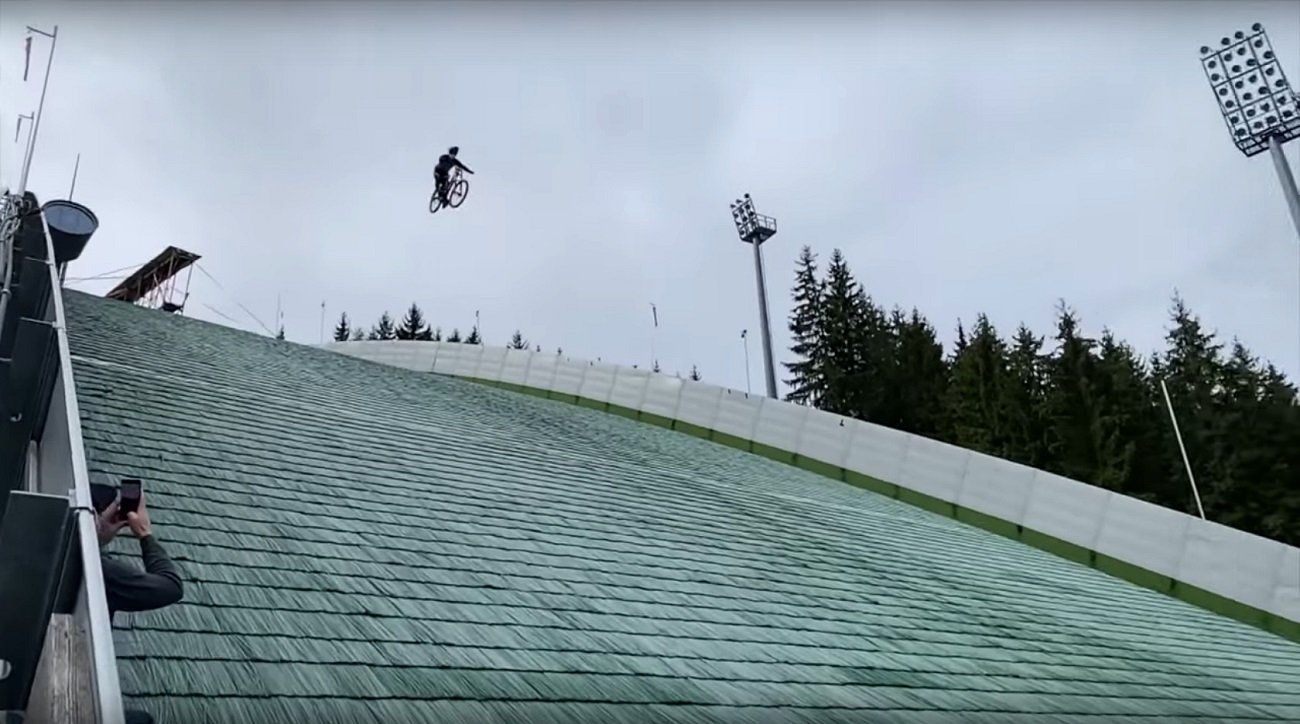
[429,168,469,214]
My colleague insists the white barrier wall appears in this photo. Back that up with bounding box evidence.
[321,340,1300,634]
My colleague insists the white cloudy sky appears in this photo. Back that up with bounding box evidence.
[2,0,1298,392]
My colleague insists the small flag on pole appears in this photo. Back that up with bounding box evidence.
[23,35,32,82]
[650,304,658,328]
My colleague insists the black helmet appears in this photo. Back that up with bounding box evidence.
[449,146,459,156]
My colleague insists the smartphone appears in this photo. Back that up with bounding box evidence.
[118,479,143,520]
[89,482,119,515]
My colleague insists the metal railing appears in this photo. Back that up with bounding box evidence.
[0,190,32,350]
[0,194,124,724]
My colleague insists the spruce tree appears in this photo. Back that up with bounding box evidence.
[943,314,1012,456]
[842,286,894,423]
[1152,294,1225,515]
[689,365,702,381]
[1090,329,1162,497]
[1208,344,1260,531]
[275,326,286,341]
[1041,302,1103,485]
[952,321,969,356]
[350,326,364,341]
[396,303,430,341]
[332,312,351,342]
[432,327,443,342]
[447,328,462,343]
[1212,349,1300,543]
[464,327,480,345]
[508,331,528,350]
[884,308,948,437]
[652,359,662,373]
[815,249,866,417]
[1002,324,1050,469]
[368,312,397,341]
[784,246,825,405]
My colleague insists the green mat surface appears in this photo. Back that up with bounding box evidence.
[64,291,1300,723]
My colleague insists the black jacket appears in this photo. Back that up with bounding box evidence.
[101,535,184,618]
[435,154,471,176]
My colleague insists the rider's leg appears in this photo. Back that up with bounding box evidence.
[435,173,448,203]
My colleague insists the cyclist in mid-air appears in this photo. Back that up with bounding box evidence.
[434,146,474,205]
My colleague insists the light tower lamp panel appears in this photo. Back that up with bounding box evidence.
[1201,22,1300,157]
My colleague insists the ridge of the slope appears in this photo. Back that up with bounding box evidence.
[61,291,1300,723]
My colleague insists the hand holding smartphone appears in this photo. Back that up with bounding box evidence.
[118,479,143,521]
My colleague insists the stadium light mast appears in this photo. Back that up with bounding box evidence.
[1200,22,1300,385]
[1199,23,1300,237]
[729,193,779,399]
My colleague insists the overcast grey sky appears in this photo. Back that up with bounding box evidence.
[3,0,1299,392]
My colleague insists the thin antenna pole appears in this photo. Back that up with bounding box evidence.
[14,112,33,145]
[17,25,58,196]
[180,264,194,315]
[650,302,658,368]
[741,329,751,394]
[69,152,81,199]
[1160,379,1206,520]
[475,309,481,340]
[319,301,326,344]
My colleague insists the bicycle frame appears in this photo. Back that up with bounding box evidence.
[439,168,464,200]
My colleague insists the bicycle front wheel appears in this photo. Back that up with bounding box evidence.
[448,180,469,209]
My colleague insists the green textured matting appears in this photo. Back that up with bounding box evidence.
[460,375,1300,644]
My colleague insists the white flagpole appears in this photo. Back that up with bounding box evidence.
[1160,378,1206,520]
[17,25,58,196]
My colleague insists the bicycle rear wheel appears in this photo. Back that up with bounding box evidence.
[429,192,442,214]
[448,179,469,209]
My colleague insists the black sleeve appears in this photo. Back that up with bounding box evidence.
[453,158,472,173]
[102,535,185,614]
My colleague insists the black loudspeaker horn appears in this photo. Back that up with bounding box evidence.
[40,199,98,265]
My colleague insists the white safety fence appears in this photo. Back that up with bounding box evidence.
[322,339,1300,632]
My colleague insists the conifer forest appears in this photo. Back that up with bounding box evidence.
[784,246,1299,547]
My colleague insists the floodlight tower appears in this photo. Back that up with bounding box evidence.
[1199,23,1300,237]
[730,193,779,399]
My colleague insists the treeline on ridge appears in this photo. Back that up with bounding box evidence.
[327,304,705,380]
[783,246,1300,546]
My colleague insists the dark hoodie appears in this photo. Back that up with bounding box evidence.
[90,481,184,618]
[100,535,184,618]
